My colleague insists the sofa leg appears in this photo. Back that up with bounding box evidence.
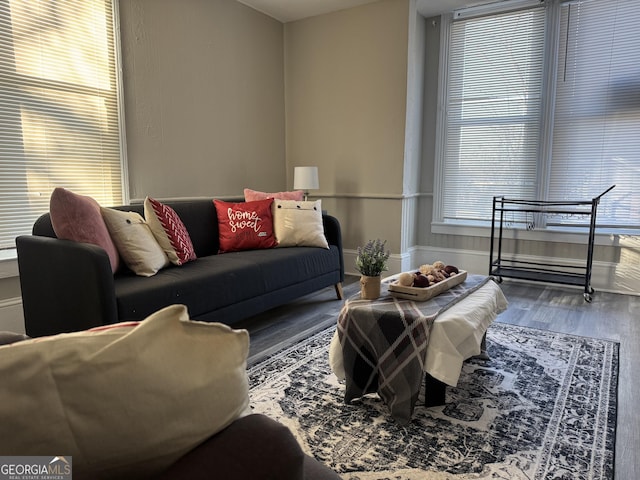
[334,283,344,300]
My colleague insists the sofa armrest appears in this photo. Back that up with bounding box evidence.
[16,235,118,337]
[322,214,344,282]
[154,413,341,480]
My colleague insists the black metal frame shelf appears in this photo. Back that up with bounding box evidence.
[489,185,615,302]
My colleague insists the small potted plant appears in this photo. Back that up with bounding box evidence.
[355,239,390,299]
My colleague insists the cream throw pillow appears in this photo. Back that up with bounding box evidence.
[0,305,250,480]
[101,207,169,276]
[273,199,329,248]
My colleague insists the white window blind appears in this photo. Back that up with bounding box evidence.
[438,0,640,231]
[442,6,546,223]
[0,0,123,249]
[549,0,640,228]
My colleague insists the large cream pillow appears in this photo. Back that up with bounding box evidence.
[273,199,329,249]
[0,305,250,480]
[101,207,170,276]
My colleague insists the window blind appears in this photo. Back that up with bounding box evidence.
[549,0,640,228]
[0,0,123,249]
[438,0,640,232]
[442,6,546,223]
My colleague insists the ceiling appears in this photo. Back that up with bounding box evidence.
[236,0,379,22]
[236,0,491,23]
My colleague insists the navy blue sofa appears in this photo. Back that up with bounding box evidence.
[16,199,344,337]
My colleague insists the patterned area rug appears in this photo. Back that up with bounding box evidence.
[248,322,618,480]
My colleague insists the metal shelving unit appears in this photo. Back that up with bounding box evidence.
[489,185,615,302]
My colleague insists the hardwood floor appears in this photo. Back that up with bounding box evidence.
[236,275,640,480]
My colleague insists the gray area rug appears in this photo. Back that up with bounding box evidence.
[248,322,618,480]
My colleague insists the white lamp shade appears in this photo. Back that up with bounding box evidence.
[293,166,319,191]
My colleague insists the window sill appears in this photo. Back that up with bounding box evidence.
[0,249,19,279]
[431,222,634,247]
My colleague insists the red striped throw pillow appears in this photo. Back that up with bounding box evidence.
[144,197,197,265]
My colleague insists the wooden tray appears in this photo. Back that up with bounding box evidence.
[387,270,467,301]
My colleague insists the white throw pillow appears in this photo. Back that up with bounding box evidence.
[101,207,170,276]
[272,199,329,249]
[0,305,250,480]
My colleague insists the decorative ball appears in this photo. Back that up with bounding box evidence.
[419,264,436,275]
[398,272,415,286]
[432,260,446,270]
[444,265,459,275]
[413,274,431,288]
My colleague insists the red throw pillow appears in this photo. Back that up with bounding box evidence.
[214,199,277,253]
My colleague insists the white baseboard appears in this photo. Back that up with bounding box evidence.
[0,297,25,334]
[345,247,639,296]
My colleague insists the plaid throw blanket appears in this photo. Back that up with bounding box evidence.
[336,274,491,424]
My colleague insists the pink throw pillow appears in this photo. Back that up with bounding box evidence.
[214,199,277,253]
[243,188,304,202]
[49,188,120,272]
[144,197,197,266]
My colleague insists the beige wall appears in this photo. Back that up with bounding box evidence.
[119,0,285,200]
[118,0,414,254]
[284,0,410,253]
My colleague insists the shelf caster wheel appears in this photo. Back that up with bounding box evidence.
[496,276,503,284]
[583,292,593,303]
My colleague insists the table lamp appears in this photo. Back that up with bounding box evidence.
[293,166,319,201]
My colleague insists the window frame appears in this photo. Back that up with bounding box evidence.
[0,0,128,266]
[431,0,639,244]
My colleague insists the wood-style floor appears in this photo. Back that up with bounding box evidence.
[235,275,640,480]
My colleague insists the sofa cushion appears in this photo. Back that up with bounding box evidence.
[154,414,345,480]
[101,207,170,277]
[273,199,329,249]
[114,246,341,322]
[155,414,305,480]
[144,197,197,265]
[232,247,339,292]
[114,255,266,321]
[214,198,277,253]
[244,187,304,202]
[0,305,250,480]
[49,187,120,272]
